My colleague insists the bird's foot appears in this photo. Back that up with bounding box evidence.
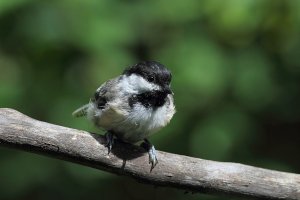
[141,139,158,171]
[104,132,114,154]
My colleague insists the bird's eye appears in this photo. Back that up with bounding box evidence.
[148,76,155,82]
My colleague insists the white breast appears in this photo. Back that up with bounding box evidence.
[119,95,175,142]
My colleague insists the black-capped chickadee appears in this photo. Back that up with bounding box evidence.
[72,61,175,169]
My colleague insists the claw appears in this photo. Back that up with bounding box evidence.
[148,145,158,170]
[142,139,158,170]
[105,132,114,154]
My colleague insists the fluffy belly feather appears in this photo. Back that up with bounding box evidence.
[88,95,175,143]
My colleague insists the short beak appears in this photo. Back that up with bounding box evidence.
[164,85,173,95]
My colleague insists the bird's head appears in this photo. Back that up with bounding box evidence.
[123,61,173,95]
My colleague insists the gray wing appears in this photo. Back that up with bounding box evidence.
[93,78,118,108]
[72,78,118,117]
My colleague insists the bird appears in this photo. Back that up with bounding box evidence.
[72,61,175,169]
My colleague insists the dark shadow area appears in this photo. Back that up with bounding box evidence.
[90,132,147,163]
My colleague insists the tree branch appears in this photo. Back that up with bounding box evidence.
[0,108,299,199]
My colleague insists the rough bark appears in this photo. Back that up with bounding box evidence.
[0,108,299,199]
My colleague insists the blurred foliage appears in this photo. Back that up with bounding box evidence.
[0,0,300,200]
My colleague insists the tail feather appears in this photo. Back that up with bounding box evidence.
[72,104,89,117]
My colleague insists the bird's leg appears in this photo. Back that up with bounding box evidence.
[104,131,114,154]
[141,139,158,170]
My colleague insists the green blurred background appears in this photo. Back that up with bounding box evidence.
[0,0,300,199]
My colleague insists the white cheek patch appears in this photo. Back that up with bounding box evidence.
[118,74,161,94]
